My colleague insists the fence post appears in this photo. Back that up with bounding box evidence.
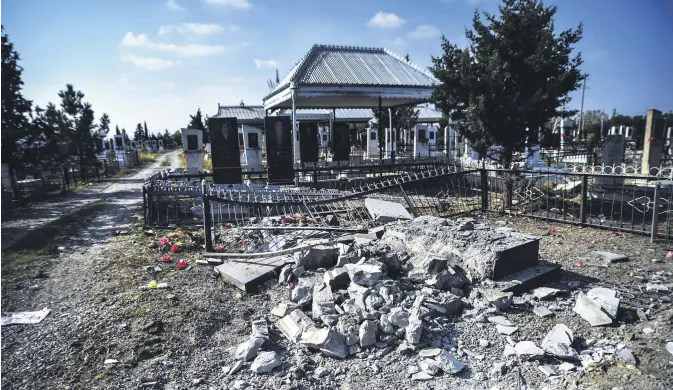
[480,168,488,211]
[579,175,588,225]
[95,165,100,181]
[651,184,661,243]
[202,179,213,252]
[142,185,148,227]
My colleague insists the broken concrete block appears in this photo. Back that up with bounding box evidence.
[419,348,443,357]
[411,371,434,381]
[573,293,613,327]
[646,283,669,293]
[591,251,628,264]
[337,242,353,255]
[405,315,423,344]
[271,302,298,318]
[586,287,620,318]
[532,287,560,300]
[291,285,312,305]
[354,233,378,245]
[216,255,294,292]
[419,359,441,376]
[364,198,413,223]
[407,253,448,282]
[345,263,384,287]
[666,342,673,357]
[514,341,544,360]
[300,327,348,359]
[435,350,465,375]
[278,309,316,343]
[312,283,335,320]
[533,306,554,318]
[487,316,513,326]
[484,290,513,311]
[251,320,269,340]
[359,320,378,348]
[324,267,350,289]
[292,266,305,278]
[379,252,403,277]
[250,351,281,373]
[379,313,394,334]
[298,246,339,270]
[496,325,519,335]
[236,337,265,361]
[279,264,293,284]
[369,226,386,239]
[388,307,410,328]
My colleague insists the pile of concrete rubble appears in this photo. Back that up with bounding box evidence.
[219,214,666,387]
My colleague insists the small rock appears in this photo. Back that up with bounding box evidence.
[533,306,554,318]
[646,283,669,293]
[538,365,557,377]
[229,360,244,375]
[419,348,443,357]
[591,251,628,264]
[616,348,637,365]
[491,361,508,375]
[485,290,513,311]
[435,350,465,374]
[104,359,119,365]
[271,302,298,317]
[405,315,423,344]
[573,292,613,326]
[533,287,560,300]
[235,337,265,361]
[479,339,490,348]
[192,378,204,385]
[232,380,249,390]
[488,316,513,326]
[496,325,519,335]
[587,287,620,318]
[359,320,378,348]
[558,362,576,372]
[419,359,441,375]
[514,341,544,361]
[643,327,654,335]
[411,371,434,381]
[250,351,281,373]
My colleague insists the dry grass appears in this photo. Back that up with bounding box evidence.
[177,152,211,172]
[139,152,160,166]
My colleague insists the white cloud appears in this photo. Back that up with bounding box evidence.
[158,23,224,36]
[165,0,184,11]
[120,54,176,70]
[367,12,405,29]
[254,59,279,69]
[204,0,252,10]
[409,25,441,39]
[121,32,230,57]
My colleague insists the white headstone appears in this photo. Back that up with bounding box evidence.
[181,128,204,174]
[366,127,378,158]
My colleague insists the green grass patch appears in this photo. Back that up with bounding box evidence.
[160,157,170,167]
[139,152,160,166]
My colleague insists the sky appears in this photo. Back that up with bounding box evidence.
[2,0,672,135]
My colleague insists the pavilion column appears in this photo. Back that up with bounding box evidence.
[378,97,383,161]
[291,84,299,186]
[388,108,395,161]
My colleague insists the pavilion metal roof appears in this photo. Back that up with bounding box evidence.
[263,44,438,110]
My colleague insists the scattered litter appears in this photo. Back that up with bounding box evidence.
[1,308,51,326]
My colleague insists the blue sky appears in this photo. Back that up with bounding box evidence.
[3,0,672,134]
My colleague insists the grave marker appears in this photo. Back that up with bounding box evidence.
[642,109,664,175]
[208,117,242,184]
[598,134,625,187]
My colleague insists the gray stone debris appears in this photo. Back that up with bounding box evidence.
[359,320,378,348]
[488,316,514,326]
[411,371,434,381]
[344,263,384,287]
[558,362,576,372]
[419,359,441,376]
[586,287,620,318]
[279,265,293,284]
[542,323,578,361]
[533,287,561,300]
[591,251,629,264]
[436,350,465,374]
[278,309,316,343]
[324,267,350,289]
[484,290,514,311]
[533,306,554,318]
[228,360,244,375]
[300,327,348,359]
[235,337,265,361]
[298,245,339,270]
[250,351,281,373]
[491,361,508,375]
[388,307,410,327]
[496,325,519,335]
[573,292,613,326]
[419,348,443,357]
[646,283,669,293]
[405,315,423,344]
[616,348,637,365]
[364,198,413,223]
[538,365,557,377]
[514,341,544,360]
[271,302,298,318]
[312,283,335,320]
[479,339,490,348]
[232,379,249,390]
[251,320,269,340]
[666,342,673,356]
[290,285,312,305]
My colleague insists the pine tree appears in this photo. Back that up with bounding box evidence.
[134,123,144,141]
[115,125,121,135]
[143,121,149,140]
[1,26,33,167]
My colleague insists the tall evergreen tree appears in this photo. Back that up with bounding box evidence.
[115,125,121,135]
[143,121,149,140]
[188,108,206,130]
[1,26,33,168]
[134,123,144,141]
[430,0,585,207]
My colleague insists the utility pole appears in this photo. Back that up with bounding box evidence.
[578,78,587,139]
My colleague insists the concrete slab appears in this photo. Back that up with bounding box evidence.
[215,255,294,292]
[364,198,413,223]
[499,261,562,295]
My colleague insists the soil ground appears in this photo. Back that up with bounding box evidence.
[2,170,672,389]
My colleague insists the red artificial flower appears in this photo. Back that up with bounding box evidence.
[169,244,180,253]
[288,281,298,287]
[610,231,620,236]
[549,228,558,233]
[667,251,673,260]
[215,247,225,253]
[658,226,664,232]
[160,255,171,263]
[176,260,188,270]
[575,261,585,268]
[159,237,170,246]
[648,137,654,142]
[110,223,116,228]
[225,223,232,229]
[238,241,245,247]
[281,218,286,225]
